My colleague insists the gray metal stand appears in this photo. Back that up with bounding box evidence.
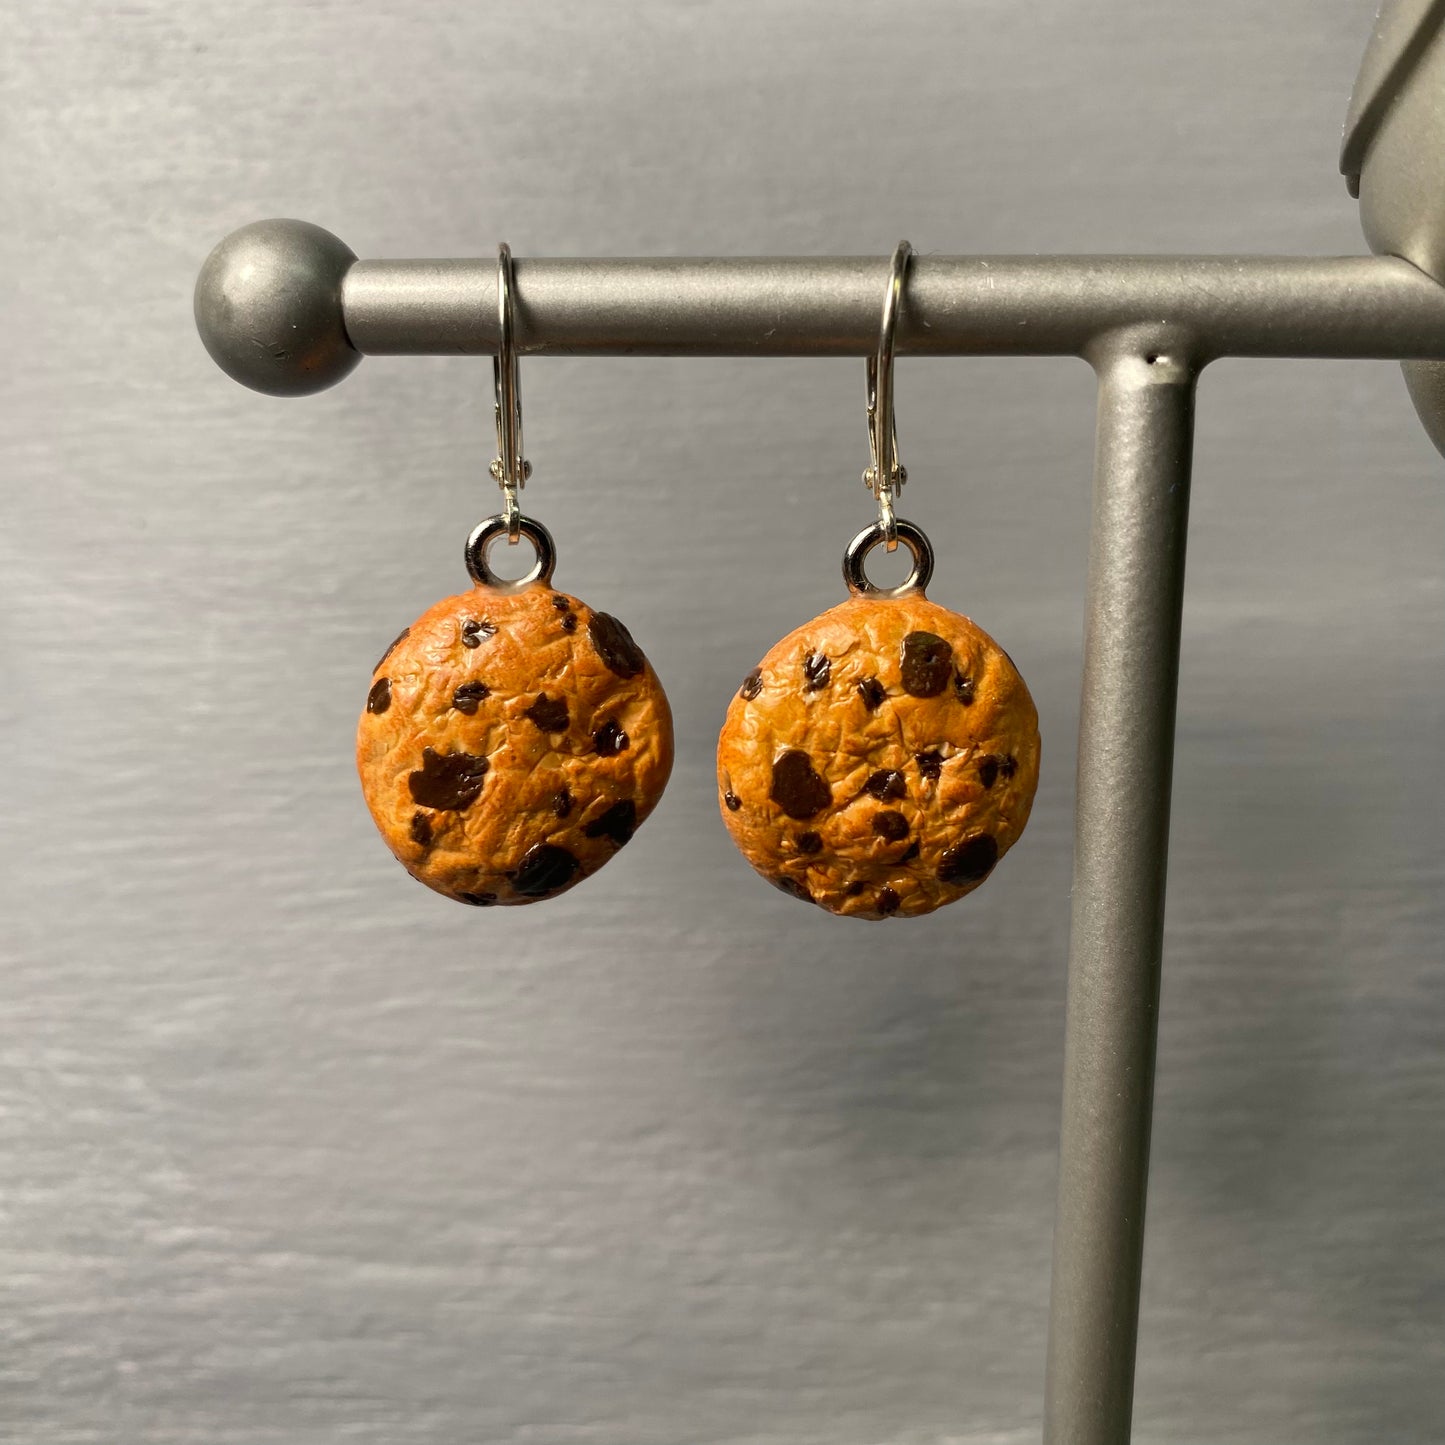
[190,16,1445,1439]
[192,240,1444,1442]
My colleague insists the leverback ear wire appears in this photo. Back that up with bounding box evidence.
[490,242,532,544]
[864,240,914,551]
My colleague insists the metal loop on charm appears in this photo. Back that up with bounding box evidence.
[490,242,532,544]
[466,514,557,593]
[864,240,914,550]
[843,518,934,599]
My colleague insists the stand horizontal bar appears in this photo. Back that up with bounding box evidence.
[346,254,1445,361]
[193,223,1445,395]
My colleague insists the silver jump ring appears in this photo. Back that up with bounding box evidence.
[466,514,557,593]
[843,518,934,599]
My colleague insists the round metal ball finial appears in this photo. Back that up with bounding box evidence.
[194,219,360,396]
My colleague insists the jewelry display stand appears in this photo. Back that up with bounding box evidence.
[191,6,1445,1441]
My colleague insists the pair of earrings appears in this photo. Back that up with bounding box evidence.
[356,243,1040,920]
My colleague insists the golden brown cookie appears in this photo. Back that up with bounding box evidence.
[358,582,672,905]
[717,592,1039,919]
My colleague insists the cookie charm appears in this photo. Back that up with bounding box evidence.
[716,240,1038,919]
[717,522,1038,919]
[359,516,673,906]
[357,243,671,906]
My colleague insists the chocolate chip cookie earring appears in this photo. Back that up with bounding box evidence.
[357,244,674,906]
[717,241,1040,920]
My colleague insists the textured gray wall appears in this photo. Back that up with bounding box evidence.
[3,2,1443,1441]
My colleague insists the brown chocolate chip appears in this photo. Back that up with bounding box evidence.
[901,631,954,697]
[977,754,1017,789]
[846,880,866,897]
[900,839,920,863]
[855,676,886,711]
[561,612,578,633]
[593,718,629,756]
[739,668,763,701]
[938,833,999,884]
[461,618,496,649]
[366,677,391,714]
[407,747,489,811]
[873,810,910,842]
[409,811,433,846]
[375,627,409,672]
[953,671,976,705]
[524,693,569,733]
[796,831,822,855]
[915,750,944,781]
[452,681,490,715]
[552,788,574,818]
[877,887,901,916]
[589,612,645,678]
[803,652,831,692]
[583,799,637,846]
[723,790,742,812]
[863,769,906,801]
[772,875,813,903]
[458,891,498,906]
[511,843,580,897]
[770,750,831,820]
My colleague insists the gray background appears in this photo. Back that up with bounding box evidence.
[3,1,1443,1441]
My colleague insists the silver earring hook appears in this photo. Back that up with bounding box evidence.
[864,240,914,551]
[489,242,532,544]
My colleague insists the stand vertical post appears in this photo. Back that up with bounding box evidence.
[1043,341,1197,1445]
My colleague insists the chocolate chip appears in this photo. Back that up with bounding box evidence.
[593,718,629,756]
[863,769,906,801]
[461,618,496,648]
[511,843,580,897]
[561,612,578,633]
[723,790,742,812]
[803,652,831,692]
[901,631,954,697]
[452,681,490,714]
[366,677,391,714]
[873,810,909,842]
[375,627,409,672]
[846,880,866,897]
[524,693,569,733]
[954,671,976,705]
[458,891,498,906]
[552,594,571,611]
[796,831,822,855]
[938,834,999,884]
[552,788,574,818]
[583,799,637,846]
[407,747,489,811]
[900,839,920,863]
[409,811,433,846]
[915,750,944,781]
[589,612,645,678]
[856,676,886,711]
[772,875,813,903]
[977,754,1016,788]
[770,750,831,819]
[739,668,763,701]
[877,887,901,916]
